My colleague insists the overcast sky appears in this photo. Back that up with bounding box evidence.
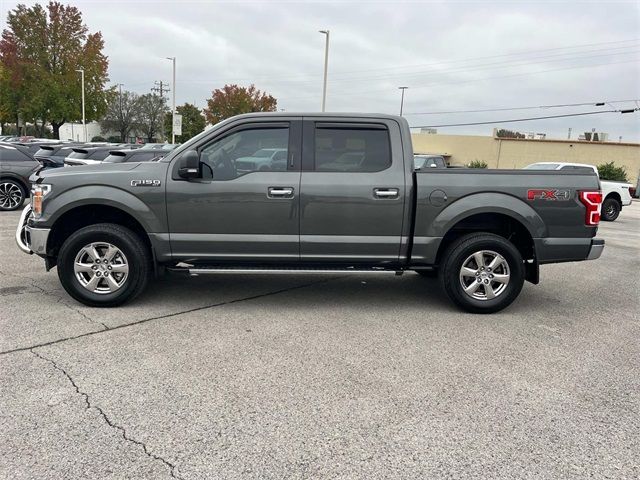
[2,0,639,140]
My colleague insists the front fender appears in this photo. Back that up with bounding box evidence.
[38,185,166,233]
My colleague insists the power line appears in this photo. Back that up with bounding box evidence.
[404,99,640,116]
[411,109,638,128]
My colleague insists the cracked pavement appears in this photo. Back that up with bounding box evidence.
[1,204,639,479]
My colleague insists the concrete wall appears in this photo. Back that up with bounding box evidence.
[411,133,640,184]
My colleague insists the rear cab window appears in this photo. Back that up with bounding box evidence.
[313,123,392,172]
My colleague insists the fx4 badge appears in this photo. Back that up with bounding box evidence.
[527,189,571,201]
[131,180,161,187]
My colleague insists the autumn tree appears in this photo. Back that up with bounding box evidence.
[138,93,167,142]
[0,2,111,138]
[204,84,277,125]
[164,103,205,143]
[100,90,141,142]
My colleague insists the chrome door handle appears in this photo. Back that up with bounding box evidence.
[374,188,399,199]
[268,187,294,198]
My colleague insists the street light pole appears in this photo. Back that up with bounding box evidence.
[398,86,408,116]
[76,68,86,141]
[319,30,330,112]
[166,57,176,143]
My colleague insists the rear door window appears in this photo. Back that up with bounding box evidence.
[314,125,391,172]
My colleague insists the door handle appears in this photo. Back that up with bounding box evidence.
[374,188,399,199]
[268,187,294,198]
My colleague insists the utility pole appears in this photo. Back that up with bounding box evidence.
[567,127,572,139]
[319,30,330,112]
[166,57,176,143]
[398,86,408,116]
[76,68,86,141]
[152,81,170,142]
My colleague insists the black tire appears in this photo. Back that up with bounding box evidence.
[415,269,438,278]
[57,223,151,307]
[440,233,525,314]
[0,179,26,211]
[601,197,621,222]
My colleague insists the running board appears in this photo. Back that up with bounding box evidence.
[167,265,405,276]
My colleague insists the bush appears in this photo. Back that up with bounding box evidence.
[91,135,106,142]
[106,135,121,143]
[597,162,628,182]
[468,160,488,168]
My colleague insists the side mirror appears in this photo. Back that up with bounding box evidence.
[178,150,200,179]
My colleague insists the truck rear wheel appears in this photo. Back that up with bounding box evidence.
[57,223,151,307]
[601,197,621,221]
[440,233,524,314]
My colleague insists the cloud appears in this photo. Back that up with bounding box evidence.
[2,0,639,139]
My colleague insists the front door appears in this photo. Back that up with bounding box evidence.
[299,118,406,265]
[166,119,302,263]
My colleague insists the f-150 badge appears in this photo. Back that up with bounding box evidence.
[527,189,571,200]
[131,180,161,187]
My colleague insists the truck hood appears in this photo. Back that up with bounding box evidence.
[31,162,151,183]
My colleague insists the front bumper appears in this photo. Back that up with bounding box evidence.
[15,205,50,256]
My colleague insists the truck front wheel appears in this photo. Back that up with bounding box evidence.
[57,223,151,307]
[440,233,525,314]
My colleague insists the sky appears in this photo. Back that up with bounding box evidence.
[1,0,639,140]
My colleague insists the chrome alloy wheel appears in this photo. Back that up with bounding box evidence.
[605,203,616,217]
[459,250,510,301]
[73,242,129,294]
[0,182,23,209]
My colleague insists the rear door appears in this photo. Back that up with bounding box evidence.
[299,117,406,264]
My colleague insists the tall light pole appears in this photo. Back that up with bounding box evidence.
[76,68,86,141]
[398,86,408,116]
[319,30,330,112]
[166,57,176,143]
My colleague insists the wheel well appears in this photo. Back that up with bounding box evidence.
[604,192,621,204]
[436,213,535,264]
[48,205,151,257]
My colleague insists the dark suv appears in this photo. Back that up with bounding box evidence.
[34,144,88,168]
[0,144,40,211]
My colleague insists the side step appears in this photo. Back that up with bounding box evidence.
[167,264,405,276]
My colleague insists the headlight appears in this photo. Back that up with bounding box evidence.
[31,184,52,219]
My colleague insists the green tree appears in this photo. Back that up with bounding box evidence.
[468,160,488,168]
[164,103,205,143]
[138,93,167,142]
[0,2,111,139]
[597,162,628,182]
[100,90,141,142]
[204,84,277,125]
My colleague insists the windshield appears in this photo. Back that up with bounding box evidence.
[67,151,88,159]
[524,163,559,170]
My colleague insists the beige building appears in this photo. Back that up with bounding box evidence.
[411,133,640,184]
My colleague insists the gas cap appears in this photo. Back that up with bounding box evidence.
[429,189,448,207]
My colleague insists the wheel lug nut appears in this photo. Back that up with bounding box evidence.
[104,272,109,276]
[96,271,102,277]
[477,278,482,282]
[95,259,100,263]
[489,274,494,278]
[103,259,108,263]
[107,265,112,270]
[484,279,489,284]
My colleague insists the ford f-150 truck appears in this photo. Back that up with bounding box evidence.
[16,113,604,313]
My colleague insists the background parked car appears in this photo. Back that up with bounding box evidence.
[64,145,139,166]
[34,143,88,168]
[0,144,40,211]
[524,162,633,221]
[414,154,447,170]
[102,148,166,163]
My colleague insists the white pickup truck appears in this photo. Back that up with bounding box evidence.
[524,162,633,221]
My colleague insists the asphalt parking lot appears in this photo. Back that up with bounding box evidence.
[1,203,638,479]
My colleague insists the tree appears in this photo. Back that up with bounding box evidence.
[100,90,141,142]
[204,84,277,125]
[496,129,525,139]
[0,2,111,139]
[164,103,205,143]
[138,93,167,142]
[597,162,628,182]
[468,160,488,168]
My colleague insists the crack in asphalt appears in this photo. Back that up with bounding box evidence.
[0,277,341,356]
[30,349,184,479]
[0,269,109,330]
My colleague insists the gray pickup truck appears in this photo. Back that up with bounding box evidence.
[16,113,604,313]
